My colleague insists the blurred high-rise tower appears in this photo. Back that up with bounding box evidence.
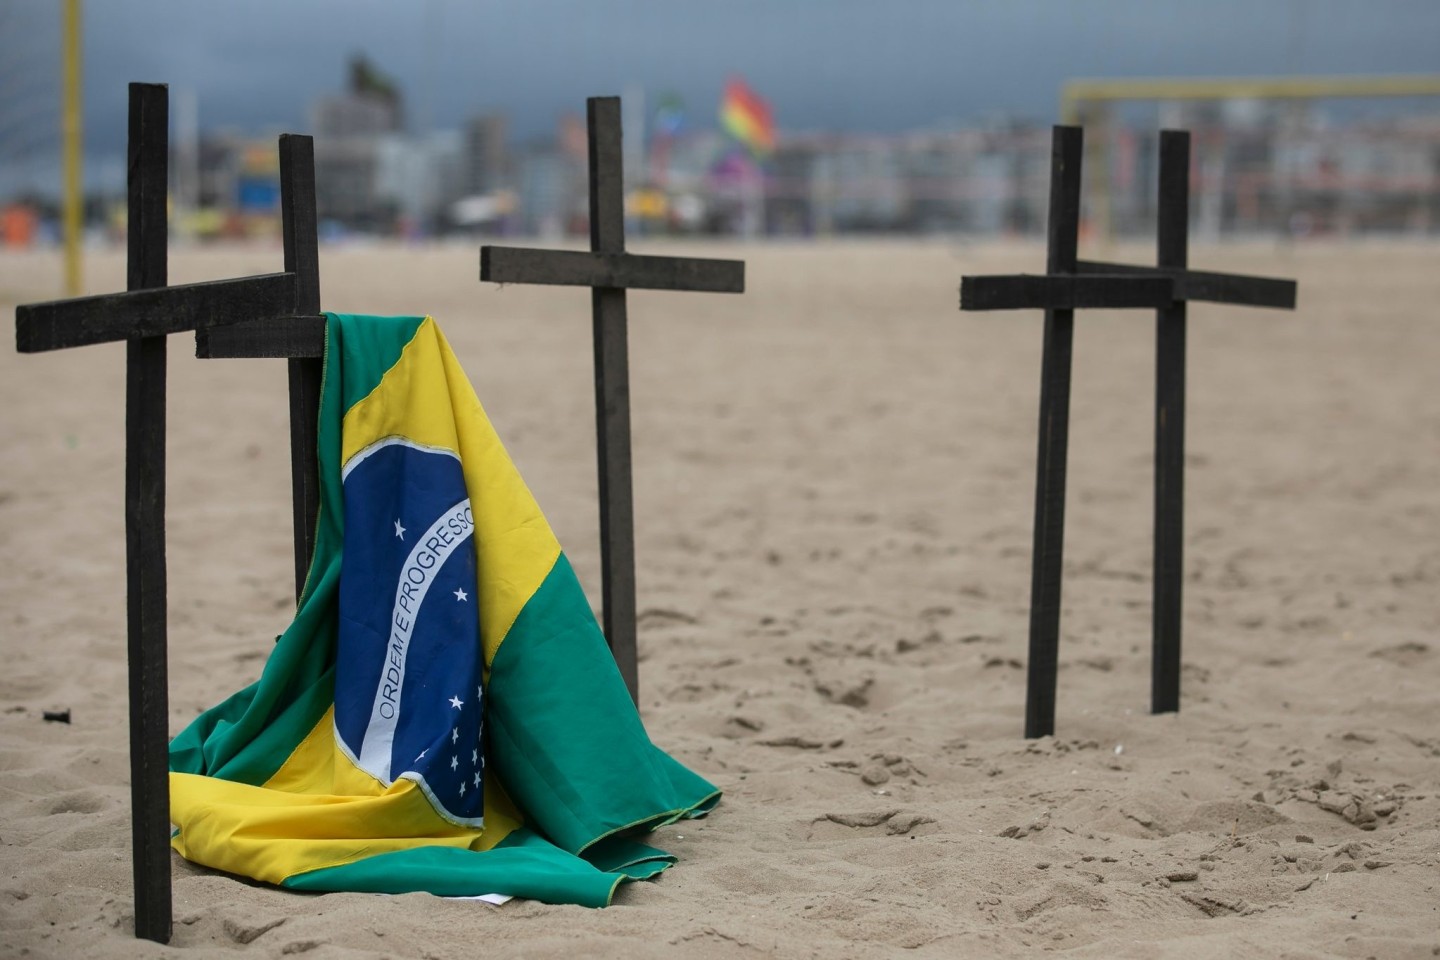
[311,55,405,229]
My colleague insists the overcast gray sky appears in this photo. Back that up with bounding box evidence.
[3,0,1440,175]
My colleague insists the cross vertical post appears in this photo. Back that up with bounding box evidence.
[16,80,300,941]
[124,80,173,946]
[587,97,640,702]
[1026,126,1083,740]
[480,95,745,706]
[193,135,326,598]
[280,134,323,599]
[1152,130,1189,715]
[1076,131,1295,718]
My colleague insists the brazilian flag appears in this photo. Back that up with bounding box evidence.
[169,314,719,906]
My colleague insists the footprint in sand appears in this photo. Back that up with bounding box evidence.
[813,809,936,838]
[47,789,107,816]
[1367,642,1429,667]
[758,734,842,750]
[812,675,874,708]
[222,915,288,945]
[637,608,699,629]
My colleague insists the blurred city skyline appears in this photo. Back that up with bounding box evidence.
[2,0,1438,244]
[4,0,1440,176]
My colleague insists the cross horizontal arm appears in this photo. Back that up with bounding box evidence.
[960,273,1174,312]
[195,315,326,359]
[17,272,297,352]
[1075,260,1296,310]
[482,246,745,294]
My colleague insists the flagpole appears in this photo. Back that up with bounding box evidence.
[745,160,764,238]
[62,0,83,295]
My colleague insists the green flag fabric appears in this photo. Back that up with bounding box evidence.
[168,313,719,906]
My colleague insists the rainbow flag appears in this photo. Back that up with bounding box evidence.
[719,77,775,156]
[169,313,719,906]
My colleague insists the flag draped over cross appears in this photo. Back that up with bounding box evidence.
[480,96,746,705]
[12,83,306,943]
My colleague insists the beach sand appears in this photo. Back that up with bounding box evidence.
[1,239,1437,958]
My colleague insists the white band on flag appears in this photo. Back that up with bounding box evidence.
[356,497,475,782]
[342,436,459,482]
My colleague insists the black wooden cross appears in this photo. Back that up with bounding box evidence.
[480,96,745,706]
[1076,130,1296,716]
[961,125,1176,740]
[193,136,326,600]
[13,83,302,943]
[961,127,1296,739]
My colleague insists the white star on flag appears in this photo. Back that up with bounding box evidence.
[414,748,427,762]
[471,747,478,764]
[449,695,463,709]
[450,755,459,771]
[394,519,406,539]
[459,780,466,796]
[454,587,468,601]
[451,727,459,744]
[474,771,482,787]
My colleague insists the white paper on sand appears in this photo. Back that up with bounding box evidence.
[447,893,513,905]
[382,892,513,905]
